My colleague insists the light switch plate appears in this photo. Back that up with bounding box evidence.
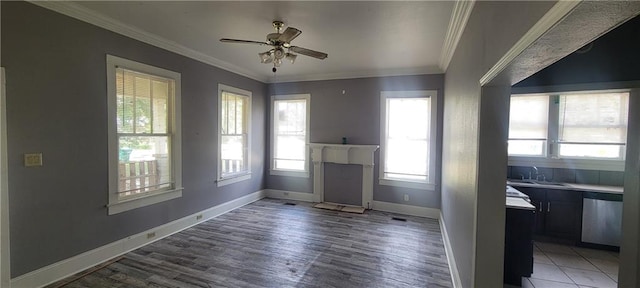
[24,153,43,167]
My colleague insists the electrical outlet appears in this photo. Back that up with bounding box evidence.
[403,194,409,201]
[24,153,43,167]
[147,232,156,239]
[196,214,203,220]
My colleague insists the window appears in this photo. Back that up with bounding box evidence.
[558,92,628,159]
[271,94,310,177]
[380,90,437,190]
[508,95,549,156]
[107,55,182,215]
[508,90,629,163]
[217,84,251,186]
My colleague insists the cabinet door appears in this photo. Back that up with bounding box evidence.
[545,190,582,241]
[516,187,546,235]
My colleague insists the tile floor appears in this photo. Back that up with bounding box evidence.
[521,242,619,288]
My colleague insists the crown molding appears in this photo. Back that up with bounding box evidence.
[28,1,268,83]
[479,0,581,86]
[439,0,475,72]
[268,65,443,84]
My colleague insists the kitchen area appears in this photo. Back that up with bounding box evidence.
[504,165,623,288]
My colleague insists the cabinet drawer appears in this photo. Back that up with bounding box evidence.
[546,189,581,202]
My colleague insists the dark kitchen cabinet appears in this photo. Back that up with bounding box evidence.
[504,206,535,286]
[516,187,582,243]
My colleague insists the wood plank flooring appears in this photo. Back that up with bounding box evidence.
[47,198,453,288]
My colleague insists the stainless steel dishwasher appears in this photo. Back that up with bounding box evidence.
[581,192,623,247]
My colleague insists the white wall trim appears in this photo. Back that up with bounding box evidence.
[264,189,315,202]
[264,189,441,220]
[11,190,267,288]
[439,0,476,71]
[268,66,443,84]
[371,201,440,219]
[28,1,266,83]
[1,67,11,288]
[440,212,462,288]
[479,1,581,86]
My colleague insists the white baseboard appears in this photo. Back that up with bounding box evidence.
[372,200,440,219]
[264,189,315,202]
[440,212,462,288]
[11,190,267,288]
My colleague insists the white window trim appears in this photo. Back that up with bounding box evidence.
[509,88,631,171]
[270,94,311,178]
[106,55,183,215]
[379,90,438,191]
[217,84,252,187]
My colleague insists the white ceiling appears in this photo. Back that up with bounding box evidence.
[50,1,458,83]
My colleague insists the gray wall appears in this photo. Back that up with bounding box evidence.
[267,74,444,208]
[441,2,556,287]
[1,2,267,277]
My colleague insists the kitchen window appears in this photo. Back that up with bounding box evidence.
[558,92,628,159]
[106,55,182,215]
[508,90,629,163]
[217,84,251,186]
[379,90,437,190]
[508,95,549,156]
[270,94,310,177]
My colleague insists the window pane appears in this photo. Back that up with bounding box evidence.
[388,98,430,139]
[116,69,134,133]
[384,97,430,181]
[559,92,629,143]
[559,143,623,159]
[118,136,171,198]
[386,138,428,179]
[275,135,305,161]
[152,80,169,133]
[273,98,307,171]
[509,95,548,139]
[236,96,244,134]
[275,160,305,170]
[117,68,172,135]
[220,90,250,178]
[221,135,245,175]
[508,140,545,156]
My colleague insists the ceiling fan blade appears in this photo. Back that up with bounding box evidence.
[290,46,328,60]
[220,38,269,45]
[278,27,302,43]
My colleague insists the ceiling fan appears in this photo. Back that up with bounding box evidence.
[220,21,328,73]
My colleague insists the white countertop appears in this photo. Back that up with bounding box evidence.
[507,181,623,194]
[506,197,535,210]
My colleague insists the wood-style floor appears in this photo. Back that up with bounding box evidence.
[48,198,453,288]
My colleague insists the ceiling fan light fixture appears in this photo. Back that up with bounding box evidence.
[286,53,297,64]
[220,21,328,72]
[259,51,273,63]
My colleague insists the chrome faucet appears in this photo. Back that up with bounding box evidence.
[530,166,539,180]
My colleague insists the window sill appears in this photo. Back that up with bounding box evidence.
[379,178,435,190]
[108,188,183,215]
[269,169,309,178]
[217,173,251,187]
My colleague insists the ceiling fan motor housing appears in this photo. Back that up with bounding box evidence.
[273,47,286,59]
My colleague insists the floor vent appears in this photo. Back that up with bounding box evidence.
[392,217,407,222]
[284,202,297,206]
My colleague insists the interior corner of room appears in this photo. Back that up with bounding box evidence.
[1,1,640,288]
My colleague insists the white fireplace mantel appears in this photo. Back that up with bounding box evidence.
[308,143,379,208]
